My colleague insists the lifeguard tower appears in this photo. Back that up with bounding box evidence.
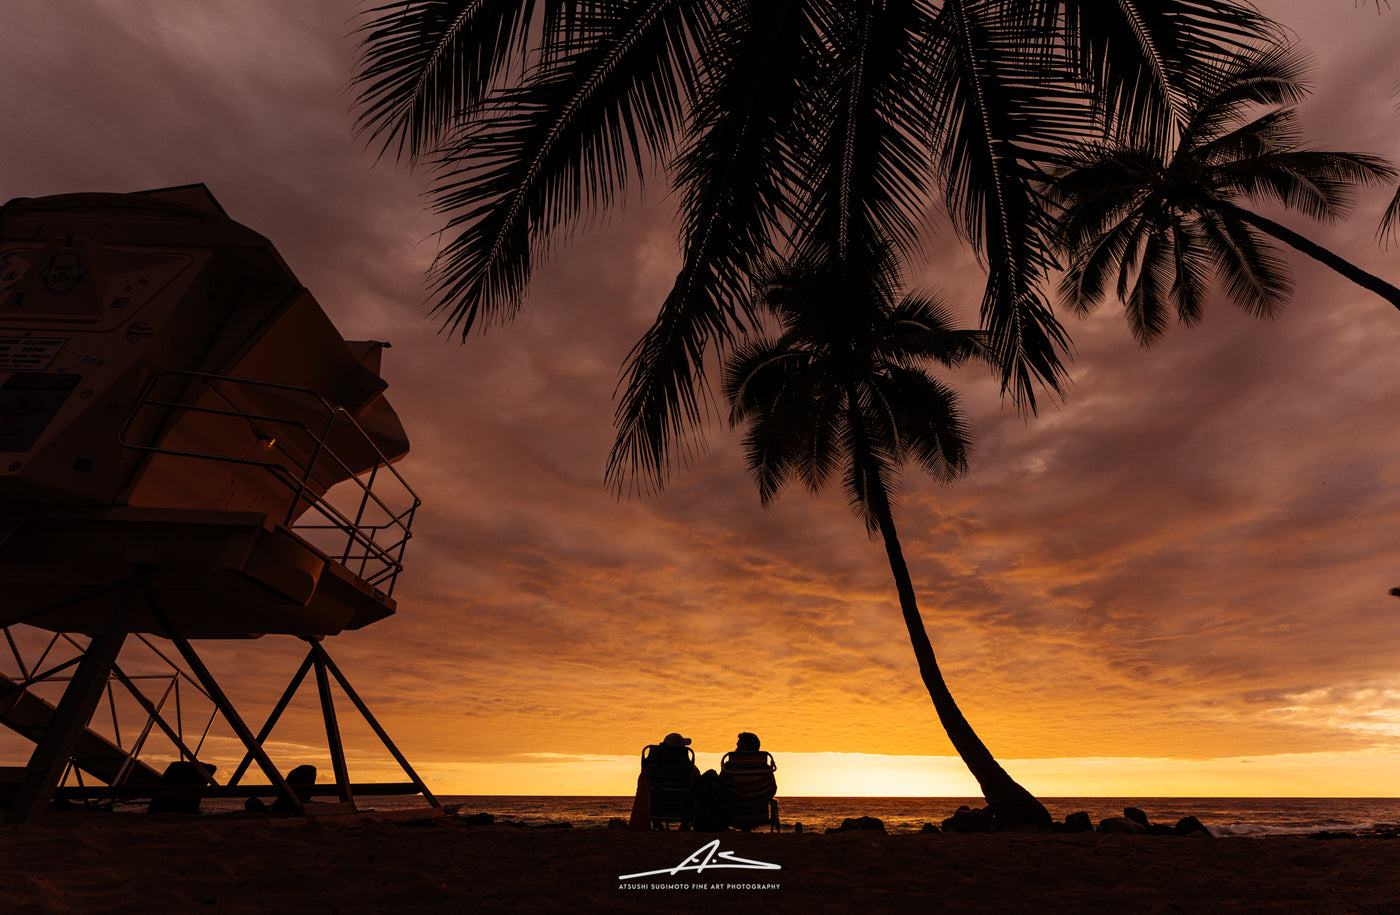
[0,185,438,822]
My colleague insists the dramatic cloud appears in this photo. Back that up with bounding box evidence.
[3,0,1400,796]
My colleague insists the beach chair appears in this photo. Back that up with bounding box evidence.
[720,751,779,832]
[641,745,697,830]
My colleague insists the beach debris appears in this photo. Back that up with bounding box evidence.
[825,816,886,834]
[941,806,995,833]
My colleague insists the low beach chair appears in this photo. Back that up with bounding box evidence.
[641,744,697,830]
[720,750,778,832]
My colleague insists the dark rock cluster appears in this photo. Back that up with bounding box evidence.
[1311,827,1400,840]
[824,815,887,834]
[935,805,1212,836]
[940,806,996,833]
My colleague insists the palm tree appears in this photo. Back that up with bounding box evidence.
[1049,45,1399,345]
[721,249,1052,827]
[351,0,1279,486]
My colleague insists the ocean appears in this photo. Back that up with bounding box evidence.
[406,796,1400,836]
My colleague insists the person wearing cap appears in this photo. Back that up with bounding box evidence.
[628,732,701,830]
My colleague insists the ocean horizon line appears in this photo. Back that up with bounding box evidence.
[448,793,1400,800]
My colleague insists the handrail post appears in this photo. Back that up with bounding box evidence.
[118,369,421,596]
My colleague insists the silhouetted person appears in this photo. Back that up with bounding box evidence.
[720,732,778,831]
[629,732,700,830]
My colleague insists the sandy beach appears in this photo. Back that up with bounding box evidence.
[3,814,1399,913]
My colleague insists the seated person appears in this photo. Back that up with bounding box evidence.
[629,732,700,830]
[720,732,778,831]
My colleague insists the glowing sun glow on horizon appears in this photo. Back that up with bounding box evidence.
[393,753,1400,799]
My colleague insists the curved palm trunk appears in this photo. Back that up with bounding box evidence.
[1227,205,1400,312]
[859,457,1051,827]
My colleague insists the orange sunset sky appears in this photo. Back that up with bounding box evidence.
[3,1,1400,799]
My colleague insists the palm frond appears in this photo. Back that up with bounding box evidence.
[875,365,971,482]
[1168,220,1212,327]
[790,373,847,499]
[606,1,812,494]
[744,413,803,507]
[724,334,844,507]
[1047,147,1157,250]
[606,293,715,496]
[1381,185,1400,247]
[794,0,937,266]
[352,0,540,163]
[884,293,987,367]
[1063,0,1276,147]
[1198,209,1292,319]
[929,0,1081,411]
[425,0,706,337]
[1177,43,1311,151]
[1114,206,1160,308]
[1194,108,1304,166]
[1059,208,1144,314]
[1126,229,1175,344]
[1213,149,1396,222]
[722,337,806,426]
[837,396,901,537]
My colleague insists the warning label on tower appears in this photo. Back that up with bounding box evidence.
[0,336,68,371]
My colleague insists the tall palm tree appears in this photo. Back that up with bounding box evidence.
[351,0,1279,487]
[1049,45,1399,345]
[721,249,1051,827]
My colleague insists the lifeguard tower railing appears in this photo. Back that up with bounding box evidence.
[118,369,420,598]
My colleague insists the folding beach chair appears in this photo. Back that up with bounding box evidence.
[720,750,778,832]
[641,744,697,830]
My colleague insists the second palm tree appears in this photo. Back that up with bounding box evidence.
[722,250,1051,828]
